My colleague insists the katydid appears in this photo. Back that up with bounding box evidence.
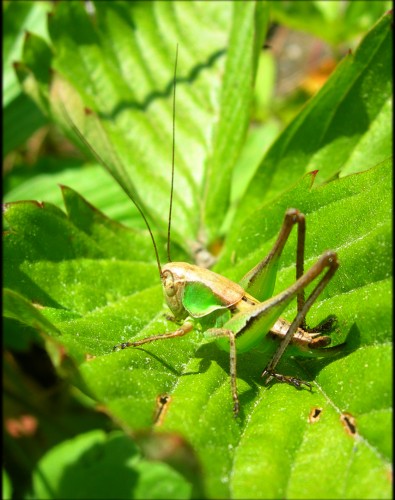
[114,211,339,416]
[60,46,340,416]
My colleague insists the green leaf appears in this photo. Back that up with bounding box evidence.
[32,430,192,499]
[5,3,392,499]
[17,1,269,251]
[3,92,47,157]
[236,10,392,223]
[270,0,391,46]
[202,1,269,241]
[2,469,12,500]
[3,288,61,338]
[3,163,147,228]
[3,1,51,106]
[4,160,391,498]
[3,1,51,155]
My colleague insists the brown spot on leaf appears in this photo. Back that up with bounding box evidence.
[309,407,323,423]
[31,301,45,310]
[154,394,172,426]
[340,412,357,436]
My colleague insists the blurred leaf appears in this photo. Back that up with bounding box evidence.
[3,1,51,106]
[236,11,392,222]
[252,50,277,122]
[2,469,12,500]
[3,317,42,351]
[221,120,281,235]
[2,1,51,155]
[202,1,269,240]
[270,0,391,46]
[32,430,192,499]
[343,1,392,36]
[3,92,47,157]
[231,121,280,204]
[3,289,61,338]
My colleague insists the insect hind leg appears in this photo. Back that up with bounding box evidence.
[262,250,339,387]
[239,208,306,303]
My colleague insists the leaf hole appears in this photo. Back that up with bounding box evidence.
[340,412,357,436]
[308,407,323,423]
[154,394,172,426]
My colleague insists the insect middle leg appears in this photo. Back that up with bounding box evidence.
[204,328,239,415]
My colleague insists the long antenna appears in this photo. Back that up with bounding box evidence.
[167,43,178,262]
[59,100,163,278]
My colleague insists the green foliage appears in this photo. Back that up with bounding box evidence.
[3,2,392,499]
[236,9,392,218]
[31,430,191,499]
[3,1,51,156]
[2,469,12,500]
[270,0,392,46]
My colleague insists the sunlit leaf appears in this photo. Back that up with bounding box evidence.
[4,3,392,499]
[235,11,392,223]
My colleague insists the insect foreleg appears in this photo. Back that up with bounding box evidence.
[262,250,339,385]
[113,321,194,350]
[204,328,239,416]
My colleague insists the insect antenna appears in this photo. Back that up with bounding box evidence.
[167,44,178,263]
[58,100,163,278]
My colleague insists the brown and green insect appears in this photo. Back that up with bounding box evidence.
[61,47,340,416]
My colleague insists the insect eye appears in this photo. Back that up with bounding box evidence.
[163,270,176,297]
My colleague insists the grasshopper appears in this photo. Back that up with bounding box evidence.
[114,211,339,416]
[60,47,339,416]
